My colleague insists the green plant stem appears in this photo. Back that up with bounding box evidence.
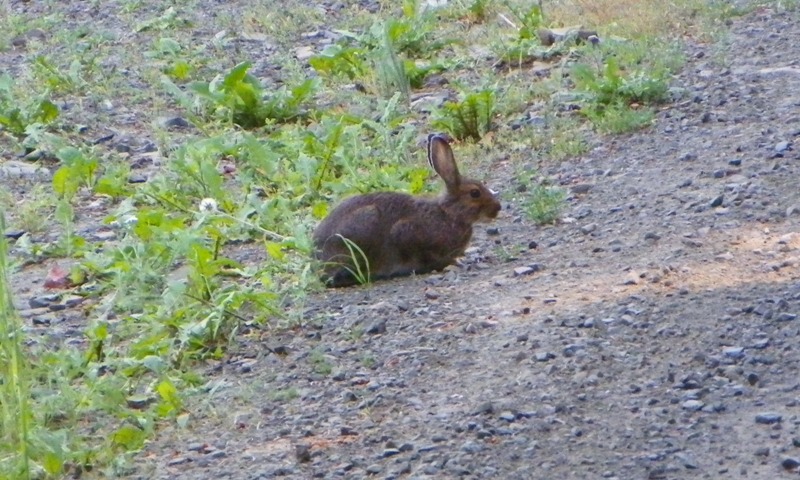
[0,213,31,478]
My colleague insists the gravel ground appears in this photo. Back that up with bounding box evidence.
[4,2,800,480]
[124,7,800,480]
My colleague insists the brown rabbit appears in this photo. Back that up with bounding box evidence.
[313,134,501,287]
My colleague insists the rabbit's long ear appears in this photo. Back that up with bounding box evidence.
[427,134,461,193]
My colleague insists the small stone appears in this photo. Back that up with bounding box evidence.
[535,352,553,362]
[782,458,800,470]
[128,173,147,183]
[295,45,315,61]
[570,183,594,194]
[0,160,49,179]
[158,116,190,129]
[424,290,439,300]
[382,448,401,458]
[623,272,640,285]
[787,205,800,217]
[580,223,597,234]
[776,313,797,322]
[29,295,59,309]
[365,464,383,474]
[713,169,725,178]
[710,195,724,208]
[295,443,312,463]
[342,390,357,401]
[461,441,483,453]
[775,141,791,153]
[723,346,745,359]
[4,229,25,240]
[676,453,698,469]
[755,412,782,424]
[167,456,190,466]
[682,400,705,411]
[474,402,494,415]
[644,232,661,241]
[486,227,500,235]
[528,240,538,249]
[513,266,535,276]
[498,411,516,422]
[126,395,153,409]
[755,447,770,457]
[516,333,528,342]
[728,158,742,166]
[366,319,386,335]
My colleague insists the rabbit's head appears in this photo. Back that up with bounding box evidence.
[427,133,501,223]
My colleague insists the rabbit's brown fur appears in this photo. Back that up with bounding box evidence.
[313,134,500,287]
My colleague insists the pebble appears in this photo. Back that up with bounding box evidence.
[580,223,597,234]
[710,194,724,207]
[382,448,401,458]
[157,116,190,129]
[461,441,483,453]
[365,319,386,335]
[498,411,516,422]
[755,412,782,424]
[0,160,49,179]
[775,313,797,322]
[682,400,705,411]
[782,458,800,470]
[774,141,791,153]
[29,295,59,309]
[722,346,745,359]
[535,352,554,362]
[4,229,25,239]
[295,443,311,462]
[513,266,535,276]
[755,447,770,457]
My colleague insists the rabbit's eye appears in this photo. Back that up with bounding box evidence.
[470,189,481,198]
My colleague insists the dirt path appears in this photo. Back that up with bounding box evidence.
[124,6,800,480]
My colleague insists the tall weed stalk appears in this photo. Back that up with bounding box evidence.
[0,212,31,479]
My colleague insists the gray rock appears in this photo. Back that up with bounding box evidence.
[754,447,770,458]
[461,441,483,453]
[710,194,724,207]
[682,400,705,411]
[29,295,59,309]
[755,412,782,424]
[158,116,191,129]
[382,448,401,458]
[782,458,800,471]
[775,313,797,322]
[0,160,50,179]
[513,266,535,276]
[775,141,791,153]
[535,352,554,362]
[498,411,516,422]
[580,223,597,234]
[723,346,745,359]
[366,319,386,335]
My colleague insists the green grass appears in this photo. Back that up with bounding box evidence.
[0,0,755,476]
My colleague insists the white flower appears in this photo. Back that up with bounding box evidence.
[199,198,218,213]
